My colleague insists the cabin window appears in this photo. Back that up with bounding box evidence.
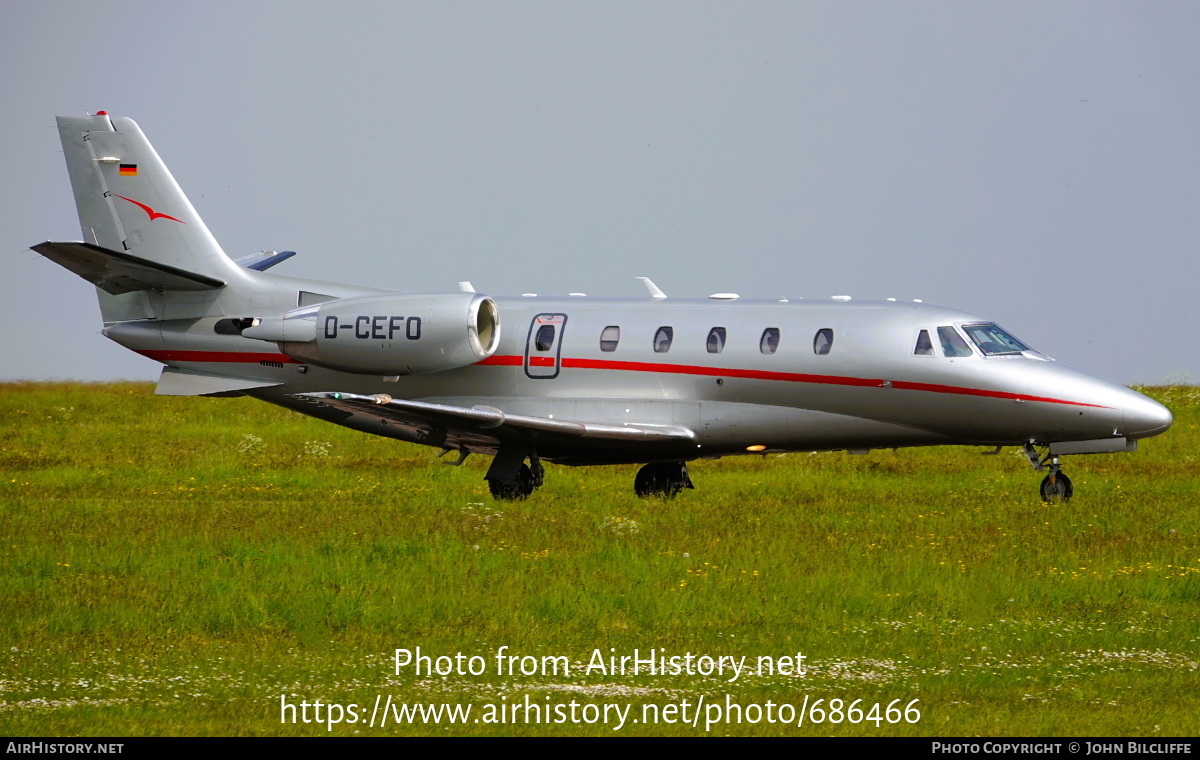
[813,328,834,355]
[654,326,674,353]
[706,327,726,354]
[535,325,556,352]
[938,326,973,357]
[914,330,934,356]
[600,325,620,352]
[760,327,780,355]
[961,323,1028,356]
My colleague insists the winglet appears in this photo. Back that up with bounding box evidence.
[636,276,667,300]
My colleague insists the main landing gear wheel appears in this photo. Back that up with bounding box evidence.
[1040,471,1073,502]
[488,464,535,501]
[634,462,694,498]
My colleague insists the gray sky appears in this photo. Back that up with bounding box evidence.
[3,0,1197,384]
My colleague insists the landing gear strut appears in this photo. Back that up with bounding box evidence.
[634,462,694,497]
[1024,443,1072,502]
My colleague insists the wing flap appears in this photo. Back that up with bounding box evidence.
[31,241,226,295]
[294,392,697,443]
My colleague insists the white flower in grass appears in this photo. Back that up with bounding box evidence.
[602,516,640,537]
[303,440,333,459]
[237,433,265,456]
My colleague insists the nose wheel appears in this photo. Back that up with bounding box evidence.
[1024,443,1073,502]
[1039,471,1073,502]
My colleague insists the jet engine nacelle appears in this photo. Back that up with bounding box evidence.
[242,293,500,375]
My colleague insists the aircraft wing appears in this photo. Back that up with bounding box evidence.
[293,392,697,455]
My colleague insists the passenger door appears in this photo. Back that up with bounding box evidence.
[524,313,567,379]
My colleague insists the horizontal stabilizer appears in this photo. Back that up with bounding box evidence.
[234,250,296,272]
[156,367,282,397]
[31,241,226,295]
[295,392,697,443]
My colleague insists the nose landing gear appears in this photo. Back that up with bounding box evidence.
[1024,442,1073,502]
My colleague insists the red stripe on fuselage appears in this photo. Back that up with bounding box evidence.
[136,350,301,364]
[135,349,1106,408]
[476,354,1109,408]
[476,355,523,366]
[887,379,1097,406]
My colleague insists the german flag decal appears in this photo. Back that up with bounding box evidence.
[119,164,138,176]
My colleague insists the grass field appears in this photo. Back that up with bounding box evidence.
[1,382,1197,736]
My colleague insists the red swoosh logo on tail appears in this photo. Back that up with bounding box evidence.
[113,194,186,224]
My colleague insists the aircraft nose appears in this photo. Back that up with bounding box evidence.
[1124,393,1173,439]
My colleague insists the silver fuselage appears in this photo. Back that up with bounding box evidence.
[102,278,1171,466]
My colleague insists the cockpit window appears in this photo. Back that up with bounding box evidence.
[961,323,1030,356]
[706,327,726,354]
[653,326,674,353]
[813,328,833,355]
[938,326,973,357]
[914,330,934,356]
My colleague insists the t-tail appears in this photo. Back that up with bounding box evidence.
[32,112,244,323]
[31,112,472,397]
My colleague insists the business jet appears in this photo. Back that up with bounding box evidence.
[31,113,1173,501]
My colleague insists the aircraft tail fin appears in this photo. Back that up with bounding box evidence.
[52,113,239,292]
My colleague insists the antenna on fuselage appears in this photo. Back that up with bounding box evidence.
[637,276,667,300]
[458,281,475,293]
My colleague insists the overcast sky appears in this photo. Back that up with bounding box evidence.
[3,1,1197,384]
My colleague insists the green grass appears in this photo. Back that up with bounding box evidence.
[1,382,1197,736]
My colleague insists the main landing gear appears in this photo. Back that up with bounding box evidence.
[488,463,537,501]
[634,462,694,498]
[484,450,698,501]
[485,446,545,501]
[1023,443,1073,502]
